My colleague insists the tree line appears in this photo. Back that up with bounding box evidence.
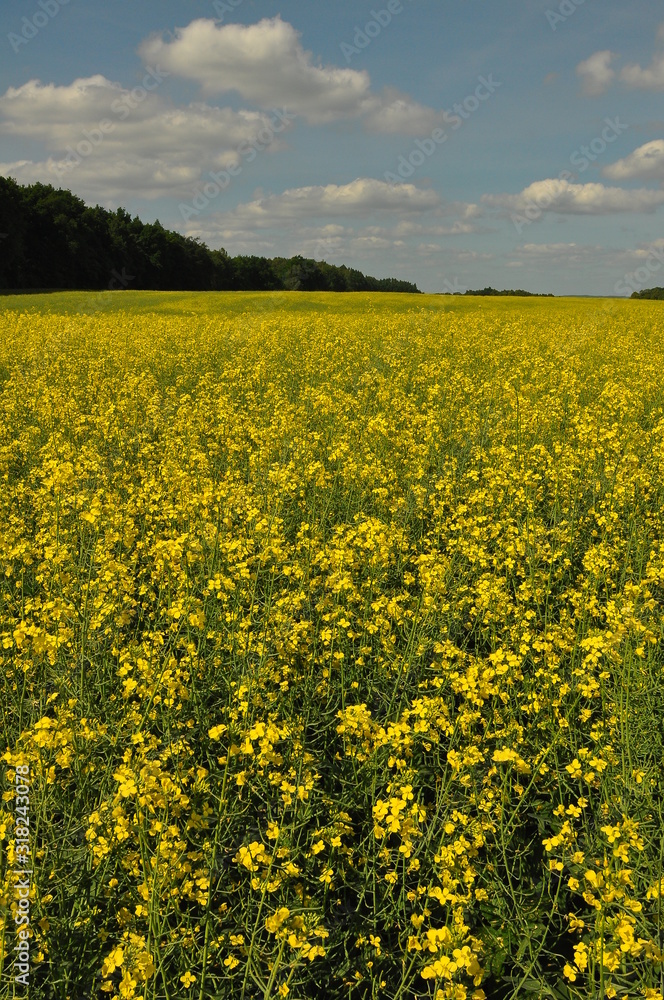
[463,287,554,297]
[631,287,664,300]
[0,177,421,294]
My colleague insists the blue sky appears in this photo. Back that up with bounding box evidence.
[2,0,664,294]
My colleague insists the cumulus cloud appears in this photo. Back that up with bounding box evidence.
[408,220,481,235]
[515,243,608,264]
[203,178,442,230]
[139,17,445,133]
[357,215,484,241]
[415,244,493,259]
[0,76,289,199]
[576,50,617,96]
[386,216,484,237]
[520,242,582,255]
[603,140,664,182]
[516,239,664,266]
[620,237,664,268]
[140,17,370,121]
[503,243,664,279]
[179,182,484,263]
[362,92,448,135]
[483,178,664,215]
[180,219,411,261]
[0,74,126,135]
[0,156,205,198]
[620,24,664,90]
[577,28,664,94]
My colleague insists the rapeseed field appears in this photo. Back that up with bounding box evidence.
[1,291,663,999]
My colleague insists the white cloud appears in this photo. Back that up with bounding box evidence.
[411,221,481,235]
[354,235,406,249]
[515,242,603,265]
[520,242,581,254]
[178,183,484,259]
[203,178,441,230]
[603,140,664,182]
[0,75,125,134]
[387,219,483,237]
[483,178,664,215]
[139,17,444,133]
[577,28,664,93]
[0,156,204,198]
[362,91,448,135]
[179,219,413,261]
[0,76,289,199]
[576,50,617,96]
[140,18,370,122]
[362,205,485,240]
[620,24,664,90]
[628,237,664,261]
[415,244,493,258]
[504,241,664,277]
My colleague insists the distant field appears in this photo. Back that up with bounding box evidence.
[0,288,649,314]
[1,293,663,999]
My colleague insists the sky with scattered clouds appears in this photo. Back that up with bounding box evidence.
[2,0,664,294]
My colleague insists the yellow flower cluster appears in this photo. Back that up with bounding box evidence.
[1,291,663,998]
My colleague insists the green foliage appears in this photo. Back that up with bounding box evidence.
[462,288,555,297]
[0,177,421,294]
